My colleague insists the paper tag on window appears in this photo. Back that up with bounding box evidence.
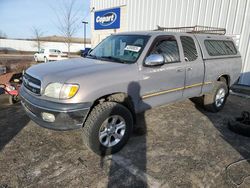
[124,45,141,52]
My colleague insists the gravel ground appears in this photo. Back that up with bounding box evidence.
[0,95,250,187]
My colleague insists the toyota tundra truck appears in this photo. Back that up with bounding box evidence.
[20,31,242,155]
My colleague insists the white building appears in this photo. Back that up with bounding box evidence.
[90,0,250,86]
[0,39,89,53]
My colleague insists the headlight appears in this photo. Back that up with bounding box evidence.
[44,83,62,98]
[60,84,79,99]
[44,83,79,99]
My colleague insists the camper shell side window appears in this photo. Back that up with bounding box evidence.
[204,40,237,56]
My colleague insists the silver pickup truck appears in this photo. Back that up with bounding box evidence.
[20,31,242,155]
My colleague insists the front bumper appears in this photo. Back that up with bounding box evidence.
[49,57,68,61]
[20,86,91,130]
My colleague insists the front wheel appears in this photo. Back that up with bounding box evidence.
[44,57,48,63]
[203,81,228,112]
[82,102,133,155]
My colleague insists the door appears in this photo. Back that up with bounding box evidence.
[180,35,204,98]
[139,35,186,110]
[56,49,61,60]
[37,49,45,61]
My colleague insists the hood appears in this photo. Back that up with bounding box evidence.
[26,57,130,84]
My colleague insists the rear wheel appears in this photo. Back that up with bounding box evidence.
[82,102,133,155]
[203,81,228,112]
[44,57,48,63]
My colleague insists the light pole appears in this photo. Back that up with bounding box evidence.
[82,21,88,50]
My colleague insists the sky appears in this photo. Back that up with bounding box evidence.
[0,0,91,39]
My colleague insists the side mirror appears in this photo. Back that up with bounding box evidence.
[144,54,164,67]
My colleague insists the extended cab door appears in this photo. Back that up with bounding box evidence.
[139,35,185,109]
[180,35,205,98]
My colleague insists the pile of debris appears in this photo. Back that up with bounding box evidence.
[228,111,250,137]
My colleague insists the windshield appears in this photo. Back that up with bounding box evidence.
[87,35,150,64]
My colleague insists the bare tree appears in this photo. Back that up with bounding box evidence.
[32,27,44,51]
[0,30,7,39]
[54,0,82,56]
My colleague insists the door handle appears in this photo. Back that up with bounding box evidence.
[176,68,184,72]
[187,67,193,71]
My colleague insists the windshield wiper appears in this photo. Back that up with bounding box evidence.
[99,56,127,64]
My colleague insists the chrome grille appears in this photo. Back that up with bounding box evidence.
[23,73,41,94]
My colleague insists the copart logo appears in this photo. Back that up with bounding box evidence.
[96,12,117,26]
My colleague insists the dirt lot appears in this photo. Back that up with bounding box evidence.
[0,94,250,187]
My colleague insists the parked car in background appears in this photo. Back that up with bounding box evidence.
[80,48,92,57]
[34,48,68,63]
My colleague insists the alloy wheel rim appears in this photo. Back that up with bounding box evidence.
[99,115,126,147]
[215,88,226,107]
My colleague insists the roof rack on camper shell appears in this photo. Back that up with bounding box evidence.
[154,25,226,35]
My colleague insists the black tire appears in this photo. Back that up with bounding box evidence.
[44,57,48,63]
[82,102,133,155]
[203,81,228,112]
[9,95,20,105]
[228,118,250,137]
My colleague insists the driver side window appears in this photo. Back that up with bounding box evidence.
[150,37,180,63]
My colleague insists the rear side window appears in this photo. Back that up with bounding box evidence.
[204,40,237,56]
[180,36,198,61]
[49,49,57,53]
[151,36,180,63]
